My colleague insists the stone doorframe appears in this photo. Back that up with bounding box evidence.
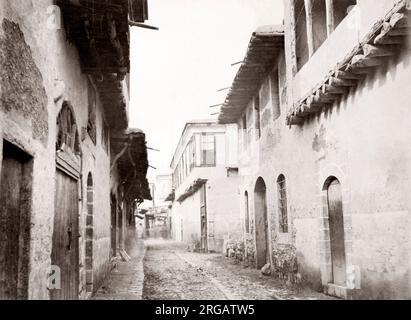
[1,116,38,299]
[252,177,274,271]
[318,164,356,299]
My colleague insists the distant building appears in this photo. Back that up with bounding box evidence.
[218,0,411,300]
[169,120,241,253]
[142,175,173,239]
[155,174,173,207]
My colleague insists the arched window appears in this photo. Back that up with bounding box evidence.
[277,174,289,233]
[56,101,80,154]
[85,173,94,293]
[295,0,309,70]
[244,191,250,233]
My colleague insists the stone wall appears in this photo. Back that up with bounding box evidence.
[0,0,117,299]
[232,0,411,299]
[171,166,242,253]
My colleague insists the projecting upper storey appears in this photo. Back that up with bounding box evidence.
[218,25,284,124]
[111,129,152,201]
[285,0,411,126]
[59,0,149,131]
[57,1,152,201]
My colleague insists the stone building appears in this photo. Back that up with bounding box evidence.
[218,25,290,273]
[0,0,151,300]
[141,175,173,239]
[169,120,242,253]
[218,0,411,299]
[154,173,173,207]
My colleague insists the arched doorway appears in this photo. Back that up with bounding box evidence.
[254,177,269,269]
[244,191,250,234]
[51,101,81,300]
[326,177,346,286]
[85,173,94,293]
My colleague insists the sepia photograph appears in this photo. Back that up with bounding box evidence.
[1,0,411,310]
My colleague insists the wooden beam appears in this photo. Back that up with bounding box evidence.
[110,144,129,172]
[306,96,325,110]
[378,19,409,39]
[390,13,408,28]
[315,90,340,103]
[385,28,411,36]
[362,44,395,58]
[325,0,335,36]
[348,67,376,75]
[374,34,404,45]
[288,115,305,126]
[322,84,347,95]
[289,0,298,75]
[304,0,315,57]
[349,55,385,69]
[299,103,312,116]
[128,20,159,30]
[333,70,363,80]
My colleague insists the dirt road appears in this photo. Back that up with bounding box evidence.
[143,239,334,300]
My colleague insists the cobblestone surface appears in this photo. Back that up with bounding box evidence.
[93,238,334,300]
[93,238,145,300]
[143,239,335,300]
[143,240,227,300]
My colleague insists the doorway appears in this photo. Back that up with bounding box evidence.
[200,184,208,253]
[111,194,117,257]
[0,140,32,300]
[85,173,94,293]
[327,178,346,286]
[51,170,80,300]
[51,101,81,300]
[118,204,123,251]
[254,177,269,269]
[244,191,250,233]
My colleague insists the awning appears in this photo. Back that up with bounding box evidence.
[59,0,133,78]
[218,25,284,124]
[111,128,152,202]
[176,179,208,203]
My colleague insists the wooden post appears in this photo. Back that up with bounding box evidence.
[289,0,298,75]
[304,0,315,57]
[325,0,335,36]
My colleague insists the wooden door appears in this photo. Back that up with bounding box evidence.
[50,170,79,300]
[110,196,117,257]
[0,142,31,300]
[118,205,123,251]
[255,178,268,269]
[200,184,208,253]
[244,192,250,233]
[327,179,346,286]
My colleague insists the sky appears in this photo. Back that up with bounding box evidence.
[129,0,284,182]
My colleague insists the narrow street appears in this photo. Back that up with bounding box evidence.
[95,238,334,300]
[3,0,411,302]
